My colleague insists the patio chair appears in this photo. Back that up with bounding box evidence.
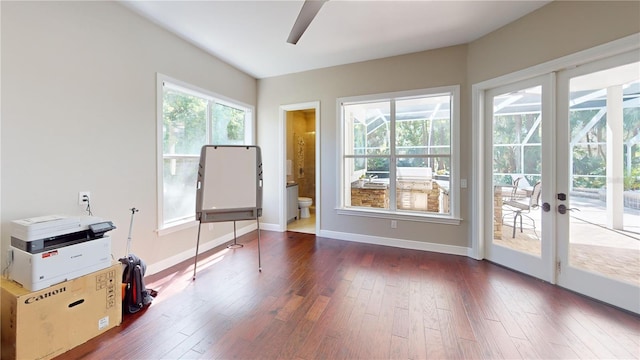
[503,180,542,238]
[503,176,529,202]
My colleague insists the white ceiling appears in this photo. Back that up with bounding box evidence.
[121,0,551,79]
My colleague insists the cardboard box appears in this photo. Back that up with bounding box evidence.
[1,262,122,360]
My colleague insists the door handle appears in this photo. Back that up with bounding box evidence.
[542,202,551,212]
[558,204,580,214]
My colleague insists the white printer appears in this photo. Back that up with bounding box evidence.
[9,215,116,291]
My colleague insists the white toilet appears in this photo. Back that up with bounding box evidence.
[298,197,313,218]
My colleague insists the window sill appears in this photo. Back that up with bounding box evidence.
[336,207,462,225]
[156,218,198,236]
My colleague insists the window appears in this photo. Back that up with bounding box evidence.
[158,74,254,229]
[339,86,459,221]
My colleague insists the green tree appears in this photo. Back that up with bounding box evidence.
[163,88,206,155]
[213,103,246,144]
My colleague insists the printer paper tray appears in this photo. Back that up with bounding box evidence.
[10,236,112,291]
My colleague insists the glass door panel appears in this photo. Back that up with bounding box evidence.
[485,74,553,282]
[492,86,543,257]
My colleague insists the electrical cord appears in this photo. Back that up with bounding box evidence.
[83,195,93,216]
[2,249,13,278]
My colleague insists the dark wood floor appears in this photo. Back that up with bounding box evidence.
[58,230,639,359]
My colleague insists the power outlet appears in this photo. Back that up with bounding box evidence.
[78,191,91,205]
[391,220,397,229]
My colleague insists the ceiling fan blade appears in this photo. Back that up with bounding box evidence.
[287,0,327,45]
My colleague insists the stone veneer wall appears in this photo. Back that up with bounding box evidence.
[351,187,389,208]
[494,188,503,239]
[351,181,446,212]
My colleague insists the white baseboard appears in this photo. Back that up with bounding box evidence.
[467,247,483,260]
[318,229,470,257]
[146,222,257,275]
[258,222,281,232]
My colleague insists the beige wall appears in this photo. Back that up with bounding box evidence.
[1,1,257,271]
[468,1,640,84]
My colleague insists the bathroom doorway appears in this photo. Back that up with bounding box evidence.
[280,102,319,234]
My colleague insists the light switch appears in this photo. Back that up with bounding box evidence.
[460,179,467,188]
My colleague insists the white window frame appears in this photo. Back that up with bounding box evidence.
[156,73,255,233]
[337,85,461,225]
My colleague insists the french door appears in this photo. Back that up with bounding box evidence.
[556,51,639,314]
[485,74,555,282]
[484,50,640,314]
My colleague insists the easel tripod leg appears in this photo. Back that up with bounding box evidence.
[227,221,243,249]
[257,217,262,272]
[193,222,202,280]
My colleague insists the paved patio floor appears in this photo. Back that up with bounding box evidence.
[495,196,640,287]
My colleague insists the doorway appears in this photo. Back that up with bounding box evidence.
[280,102,320,234]
[481,49,640,314]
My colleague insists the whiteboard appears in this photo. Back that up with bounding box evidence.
[195,145,263,223]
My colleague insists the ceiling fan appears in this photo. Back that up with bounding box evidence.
[287,0,328,45]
